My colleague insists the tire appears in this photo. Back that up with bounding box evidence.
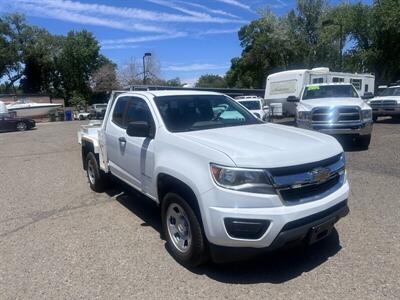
[372,115,378,122]
[16,122,27,131]
[357,134,371,149]
[161,192,209,267]
[86,152,108,192]
[79,115,84,120]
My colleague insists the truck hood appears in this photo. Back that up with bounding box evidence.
[299,97,367,110]
[370,96,400,103]
[179,123,343,168]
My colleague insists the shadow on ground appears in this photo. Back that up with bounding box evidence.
[105,180,342,284]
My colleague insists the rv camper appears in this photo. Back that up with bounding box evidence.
[264,68,375,116]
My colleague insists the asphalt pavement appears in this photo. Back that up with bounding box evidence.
[0,119,399,299]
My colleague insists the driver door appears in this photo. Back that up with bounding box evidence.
[123,97,156,195]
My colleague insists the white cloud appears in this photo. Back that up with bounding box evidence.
[11,0,246,24]
[101,32,187,49]
[148,0,241,19]
[163,63,229,72]
[215,0,254,12]
[198,28,239,35]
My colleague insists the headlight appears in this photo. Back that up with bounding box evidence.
[210,164,275,194]
[297,111,311,121]
[362,109,372,120]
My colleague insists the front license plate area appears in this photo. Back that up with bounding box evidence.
[308,218,335,245]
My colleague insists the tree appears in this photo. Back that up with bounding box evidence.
[118,54,163,87]
[91,61,120,92]
[196,74,227,88]
[164,77,182,87]
[0,14,30,93]
[20,28,63,94]
[57,30,102,103]
[226,1,338,88]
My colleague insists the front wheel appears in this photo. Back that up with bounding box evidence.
[372,115,378,122]
[16,122,27,131]
[357,134,371,149]
[161,193,209,267]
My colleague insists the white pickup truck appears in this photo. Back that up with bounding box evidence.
[368,85,400,121]
[78,90,349,266]
[291,83,373,149]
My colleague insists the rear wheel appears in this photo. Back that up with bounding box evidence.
[16,122,27,131]
[357,134,371,149]
[161,192,209,267]
[86,152,108,192]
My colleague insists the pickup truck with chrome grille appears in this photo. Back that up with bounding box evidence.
[291,83,373,149]
[78,90,349,266]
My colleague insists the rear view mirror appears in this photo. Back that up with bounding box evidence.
[126,121,152,138]
[362,92,374,99]
[287,96,300,103]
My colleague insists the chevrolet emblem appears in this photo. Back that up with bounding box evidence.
[310,167,331,183]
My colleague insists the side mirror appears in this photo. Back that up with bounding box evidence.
[362,92,374,100]
[263,105,269,110]
[126,121,152,138]
[287,96,300,103]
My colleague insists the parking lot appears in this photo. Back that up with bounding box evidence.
[0,120,399,299]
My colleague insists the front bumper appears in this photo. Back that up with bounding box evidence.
[199,178,349,249]
[209,200,349,263]
[372,106,400,116]
[297,120,372,136]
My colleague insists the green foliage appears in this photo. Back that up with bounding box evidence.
[164,77,183,87]
[196,74,227,88]
[0,14,116,105]
[70,91,87,108]
[226,0,400,87]
[57,30,102,102]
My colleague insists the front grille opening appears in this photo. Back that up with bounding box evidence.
[279,175,341,203]
[311,107,360,122]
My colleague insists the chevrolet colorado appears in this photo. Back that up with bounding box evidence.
[78,90,349,267]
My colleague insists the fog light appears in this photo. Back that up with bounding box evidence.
[224,218,270,239]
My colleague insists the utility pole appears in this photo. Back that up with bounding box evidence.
[142,52,151,85]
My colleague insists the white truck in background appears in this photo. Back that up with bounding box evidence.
[265,68,375,116]
[368,85,400,122]
[291,83,373,149]
[235,96,270,121]
[78,90,349,267]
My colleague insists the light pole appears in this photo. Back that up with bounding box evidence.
[322,20,343,71]
[143,52,152,85]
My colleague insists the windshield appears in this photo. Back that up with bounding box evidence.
[154,95,261,132]
[238,100,261,110]
[381,87,400,96]
[302,85,359,100]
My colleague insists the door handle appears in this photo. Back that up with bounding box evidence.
[118,137,126,143]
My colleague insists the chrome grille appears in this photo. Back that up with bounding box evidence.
[370,100,398,109]
[311,106,361,123]
[268,154,345,205]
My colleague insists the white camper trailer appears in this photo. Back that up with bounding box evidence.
[264,68,375,115]
[0,101,8,115]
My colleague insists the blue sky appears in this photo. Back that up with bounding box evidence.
[0,0,371,84]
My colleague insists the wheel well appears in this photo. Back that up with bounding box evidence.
[81,141,96,170]
[157,173,202,221]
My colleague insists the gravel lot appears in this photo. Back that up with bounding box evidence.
[1,120,399,299]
